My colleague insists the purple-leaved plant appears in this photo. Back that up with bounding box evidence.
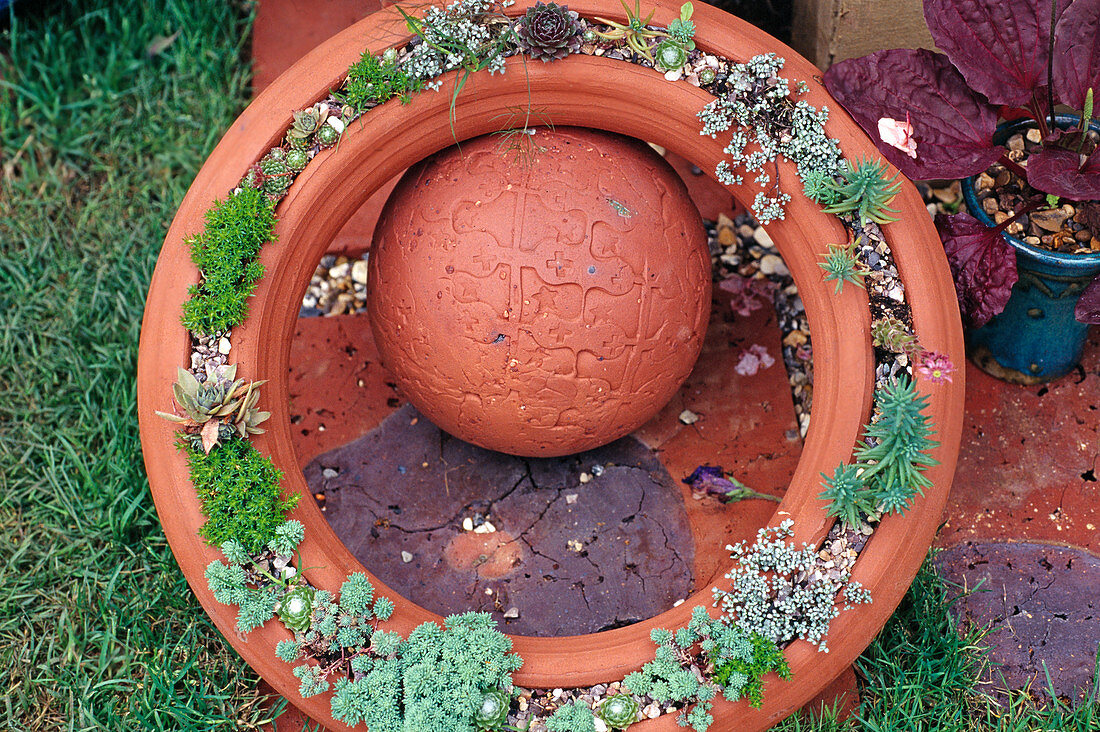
[823,0,1100,326]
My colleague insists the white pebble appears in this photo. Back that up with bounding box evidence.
[759,253,789,276]
[753,227,775,248]
[352,259,369,285]
[217,337,231,355]
[565,493,578,504]
[503,606,520,618]
[594,719,609,732]
[579,472,592,484]
[678,409,700,425]
[462,517,474,531]
[401,551,413,563]
[322,468,338,479]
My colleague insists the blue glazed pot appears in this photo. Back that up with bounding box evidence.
[961,115,1100,383]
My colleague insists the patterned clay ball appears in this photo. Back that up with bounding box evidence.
[367,127,710,457]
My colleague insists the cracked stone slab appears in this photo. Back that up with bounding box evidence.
[305,404,695,636]
[934,541,1100,706]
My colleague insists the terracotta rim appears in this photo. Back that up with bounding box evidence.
[136,2,965,729]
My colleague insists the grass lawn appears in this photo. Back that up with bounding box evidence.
[0,1,1095,730]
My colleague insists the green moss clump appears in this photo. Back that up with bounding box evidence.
[343,50,421,110]
[183,438,298,554]
[180,187,276,335]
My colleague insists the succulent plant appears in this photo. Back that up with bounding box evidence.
[287,107,325,144]
[278,585,316,632]
[259,150,293,195]
[598,694,639,729]
[801,168,840,206]
[654,39,688,71]
[285,132,310,150]
[473,688,511,730]
[183,422,238,454]
[697,67,716,85]
[286,148,308,172]
[239,164,263,190]
[871,315,920,355]
[822,157,901,226]
[315,121,342,147]
[818,462,874,528]
[593,0,661,61]
[664,3,695,50]
[514,2,582,62]
[155,364,270,452]
[819,240,868,294]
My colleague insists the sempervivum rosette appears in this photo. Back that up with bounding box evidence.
[514,1,582,61]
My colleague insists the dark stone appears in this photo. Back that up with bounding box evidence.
[305,404,695,637]
[934,542,1100,706]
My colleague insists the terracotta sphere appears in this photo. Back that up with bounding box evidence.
[367,127,710,457]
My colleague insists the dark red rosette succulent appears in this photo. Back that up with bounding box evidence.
[514,1,582,62]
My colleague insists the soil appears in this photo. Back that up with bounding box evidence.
[972,128,1100,255]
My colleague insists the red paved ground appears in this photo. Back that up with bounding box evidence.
[936,334,1100,555]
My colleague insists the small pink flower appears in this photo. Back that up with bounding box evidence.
[735,344,775,376]
[878,115,917,159]
[918,351,954,383]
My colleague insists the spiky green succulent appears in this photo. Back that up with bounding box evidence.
[279,585,316,632]
[697,67,716,85]
[598,694,639,729]
[654,39,688,70]
[514,2,583,61]
[822,158,900,225]
[155,364,271,452]
[818,463,874,528]
[855,376,938,515]
[473,688,511,730]
[819,240,868,294]
[871,315,919,354]
[801,168,840,206]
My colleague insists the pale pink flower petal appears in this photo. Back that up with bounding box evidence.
[878,116,918,159]
[735,344,775,376]
[718,274,774,318]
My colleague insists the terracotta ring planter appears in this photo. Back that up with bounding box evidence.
[136,2,965,729]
